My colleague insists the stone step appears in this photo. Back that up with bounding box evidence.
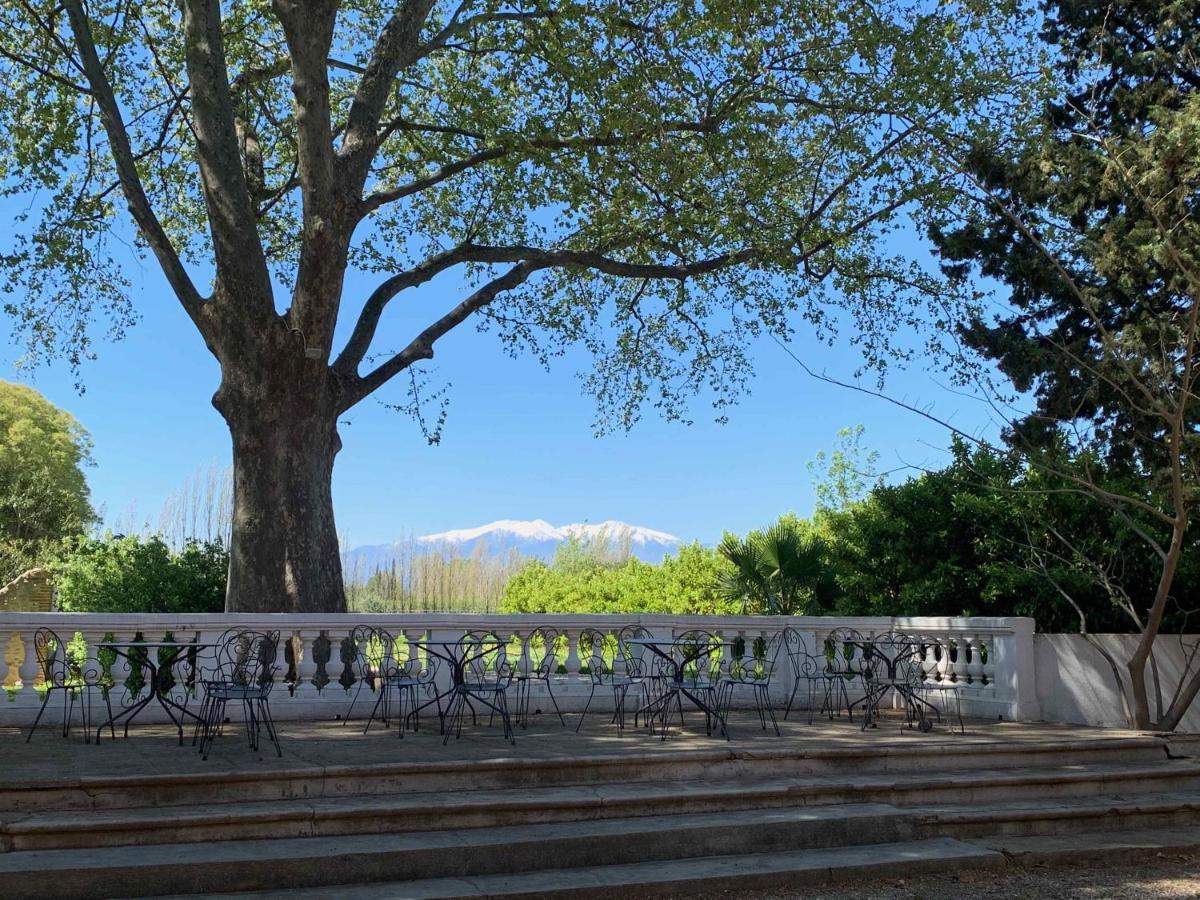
[4,793,1200,898]
[22,756,1200,850]
[169,825,1200,900]
[198,839,1002,899]
[0,733,1171,814]
[4,759,1199,851]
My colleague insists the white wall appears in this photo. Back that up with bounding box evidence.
[1034,633,1200,732]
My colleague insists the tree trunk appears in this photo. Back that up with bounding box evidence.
[216,366,347,614]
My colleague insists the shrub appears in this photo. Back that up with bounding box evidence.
[51,533,227,613]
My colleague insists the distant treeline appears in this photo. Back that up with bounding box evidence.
[343,538,528,613]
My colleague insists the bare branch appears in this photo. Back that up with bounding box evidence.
[333,243,477,374]
[344,261,541,407]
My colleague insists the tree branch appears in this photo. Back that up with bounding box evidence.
[333,243,476,375]
[343,261,541,408]
[360,120,722,216]
[180,0,272,308]
[271,0,341,340]
[61,0,208,331]
[339,0,435,191]
[335,239,761,387]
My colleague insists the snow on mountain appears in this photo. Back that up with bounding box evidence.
[343,519,683,574]
[418,519,680,548]
[416,518,566,545]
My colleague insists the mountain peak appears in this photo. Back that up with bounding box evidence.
[417,518,680,546]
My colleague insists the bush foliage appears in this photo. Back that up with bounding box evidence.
[51,533,227,613]
[501,540,738,616]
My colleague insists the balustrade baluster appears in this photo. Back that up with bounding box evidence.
[979,637,994,686]
[950,632,970,685]
[293,630,319,699]
[18,631,40,694]
[564,630,581,686]
[934,634,952,684]
[965,634,985,686]
[0,627,11,693]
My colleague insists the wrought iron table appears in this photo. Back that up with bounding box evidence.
[410,638,510,741]
[96,641,214,745]
[858,636,938,732]
[626,636,732,740]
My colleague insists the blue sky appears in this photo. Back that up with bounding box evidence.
[0,228,1001,548]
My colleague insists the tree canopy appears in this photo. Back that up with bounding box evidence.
[0,0,1036,612]
[933,0,1200,465]
[0,380,95,582]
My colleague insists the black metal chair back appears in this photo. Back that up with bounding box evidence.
[616,625,660,680]
[210,629,280,693]
[730,630,785,682]
[520,627,562,679]
[782,627,818,679]
[821,627,868,678]
[34,628,79,688]
[579,628,615,685]
[349,625,399,690]
[672,629,723,687]
[459,631,513,687]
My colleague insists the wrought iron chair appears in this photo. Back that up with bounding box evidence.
[514,626,566,727]
[345,626,442,737]
[907,635,966,734]
[816,627,870,721]
[576,627,652,735]
[718,631,784,735]
[782,627,824,723]
[860,632,928,731]
[390,644,442,738]
[25,628,112,744]
[342,624,392,728]
[194,629,282,760]
[444,631,515,745]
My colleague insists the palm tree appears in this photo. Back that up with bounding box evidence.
[719,520,834,615]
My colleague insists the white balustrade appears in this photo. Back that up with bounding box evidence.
[0,613,1039,725]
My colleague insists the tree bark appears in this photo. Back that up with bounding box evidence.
[216,359,346,614]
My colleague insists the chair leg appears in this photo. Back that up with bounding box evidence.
[343,678,366,726]
[82,687,93,745]
[363,684,386,735]
[104,688,116,741]
[25,688,53,743]
[259,699,282,757]
[200,697,225,760]
[545,679,566,727]
[192,691,211,747]
[784,678,800,720]
[499,690,514,745]
[764,685,780,737]
[575,683,596,733]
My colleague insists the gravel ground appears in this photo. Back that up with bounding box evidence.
[681,852,1200,899]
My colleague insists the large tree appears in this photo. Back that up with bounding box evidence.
[0,0,1022,612]
[930,0,1200,728]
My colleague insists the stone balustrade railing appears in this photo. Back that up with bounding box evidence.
[0,613,1037,726]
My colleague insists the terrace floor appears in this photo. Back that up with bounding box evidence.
[0,706,1181,784]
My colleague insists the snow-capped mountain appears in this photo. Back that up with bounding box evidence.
[343,519,682,574]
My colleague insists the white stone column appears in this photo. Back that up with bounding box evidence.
[295,631,319,696]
